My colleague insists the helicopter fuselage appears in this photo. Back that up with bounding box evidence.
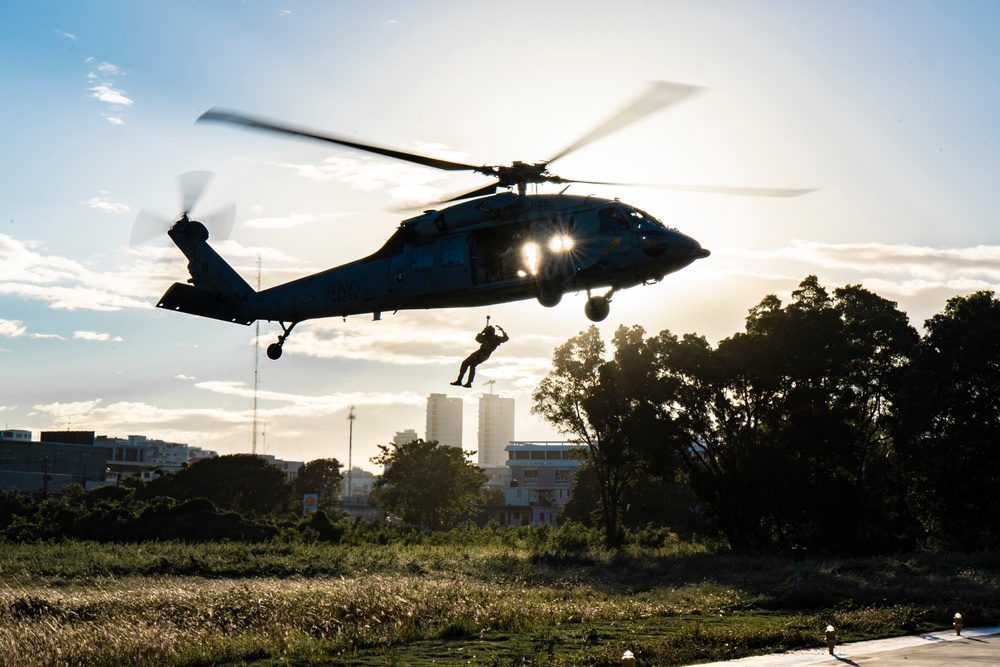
[157,192,709,357]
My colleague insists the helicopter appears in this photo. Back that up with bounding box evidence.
[148,82,811,360]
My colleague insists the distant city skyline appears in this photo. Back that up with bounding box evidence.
[7,386,520,473]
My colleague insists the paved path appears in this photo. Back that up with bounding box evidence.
[692,626,1000,666]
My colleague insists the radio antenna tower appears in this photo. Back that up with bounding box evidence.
[252,254,261,455]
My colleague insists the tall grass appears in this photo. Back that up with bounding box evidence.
[0,540,996,666]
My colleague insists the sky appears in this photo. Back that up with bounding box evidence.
[2,1,999,471]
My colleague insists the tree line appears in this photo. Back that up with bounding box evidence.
[2,274,996,554]
[0,455,343,542]
[533,276,1000,553]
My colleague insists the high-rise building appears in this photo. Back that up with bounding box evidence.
[478,392,514,466]
[425,393,463,448]
[392,429,419,446]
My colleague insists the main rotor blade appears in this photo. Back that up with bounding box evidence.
[560,176,816,198]
[442,182,499,203]
[199,109,482,173]
[178,170,213,213]
[546,81,703,165]
[391,182,499,213]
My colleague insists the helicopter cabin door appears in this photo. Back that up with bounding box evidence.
[437,234,473,294]
[399,234,473,302]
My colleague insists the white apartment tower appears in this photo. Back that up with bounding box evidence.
[478,393,515,466]
[425,393,463,448]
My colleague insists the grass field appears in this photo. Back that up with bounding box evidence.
[0,540,997,666]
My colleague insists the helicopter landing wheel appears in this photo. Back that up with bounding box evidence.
[585,295,611,322]
[536,280,562,308]
[266,321,299,360]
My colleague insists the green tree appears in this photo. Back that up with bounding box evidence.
[140,454,293,517]
[533,325,678,547]
[369,439,487,530]
[559,461,704,538]
[650,276,916,551]
[294,458,343,510]
[894,291,1000,550]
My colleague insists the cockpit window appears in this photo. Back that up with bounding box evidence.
[598,206,631,233]
[623,205,666,231]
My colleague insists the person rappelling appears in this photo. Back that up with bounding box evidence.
[451,318,509,388]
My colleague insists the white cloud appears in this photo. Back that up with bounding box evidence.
[0,318,64,340]
[95,62,122,76]
[0,233,181,311]
[242,211,353,230]
[720,241,1000,280]
[80,192,131,214]
[88,84,133,106]
[26,393,420,454]
[195,380,425,413]
[74,330,124,342]
[0,319,27,338]
[30,399,104,419]
[281,315,492,365]
[258,313,558,388]
[275,154,450,202]
[86,61,133,124]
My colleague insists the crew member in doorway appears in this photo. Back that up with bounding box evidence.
[451,324,509,388]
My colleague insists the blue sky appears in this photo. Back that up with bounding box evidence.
[2,1,999,469]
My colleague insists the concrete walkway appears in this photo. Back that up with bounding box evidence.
[692,626,1000,666]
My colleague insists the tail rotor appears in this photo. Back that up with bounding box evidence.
[130,171,235,246]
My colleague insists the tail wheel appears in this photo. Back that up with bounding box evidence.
[266,343,283,360]
[536,280,562,308]
[585,295,611,322]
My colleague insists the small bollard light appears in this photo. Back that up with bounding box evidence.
[622,649,636,667]
[954,613,964,636]
[825,625,837,654]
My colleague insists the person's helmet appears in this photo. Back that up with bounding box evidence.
[484,326,495,335]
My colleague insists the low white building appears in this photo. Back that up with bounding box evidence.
[257,454,303,481]
[341,467,375,501]
[500,441,585,528]
[0,430,32,442]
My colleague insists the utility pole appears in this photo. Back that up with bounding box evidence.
[346,406,355,501]
[42,457,51,496]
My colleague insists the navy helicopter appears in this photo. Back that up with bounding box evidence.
[146,82,810,360]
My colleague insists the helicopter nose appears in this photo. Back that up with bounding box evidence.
[677,232,709,260]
